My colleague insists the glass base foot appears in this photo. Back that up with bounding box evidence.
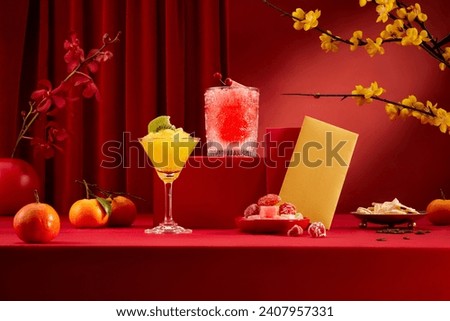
[145,223,192,234]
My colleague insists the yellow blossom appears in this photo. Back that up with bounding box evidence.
[303,10,321,31]
[359,0,370,7]
[292,8,320,31]
[292,8,306,31]
[352,85,370,105]
[401,95,422,108]
[399,108,411,118]
[427,101,438,114]
[376,1,396,23]
[349,31,363,51]
[414,101,437,125]
[397,7,407,19]
[419,115,434,125]
[439,47,450,71]
[400,3,428,23]
[369,81,385,97]
[411,3,428,22]
[385,103,399,120]
[365,37,385,57]
[442,47,450,60]
[380,19,404,40]
[401,28,430,46]
[352,82,385,105]
[412,107,434,125]
[400,95,429,119]
[434,108,450,133]
[320,31,339,53]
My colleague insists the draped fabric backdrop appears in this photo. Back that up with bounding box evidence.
[2,0,450,216]
[1,0,228,213]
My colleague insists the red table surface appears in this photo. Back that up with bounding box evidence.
[1,214,449,301]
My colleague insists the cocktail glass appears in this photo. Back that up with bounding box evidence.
[139,132,199,234]
[204,85,259,156]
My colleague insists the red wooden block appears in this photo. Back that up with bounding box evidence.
[152,156,267,229]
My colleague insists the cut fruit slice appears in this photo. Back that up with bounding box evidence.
[148,115,175,133]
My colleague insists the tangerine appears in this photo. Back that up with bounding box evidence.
[69,199,109,228]
[13,201,60,243]
[426,198,450,226]
[108,196,137,227]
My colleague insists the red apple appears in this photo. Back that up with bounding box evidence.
[0,158,41,215]
[426,199,450,226]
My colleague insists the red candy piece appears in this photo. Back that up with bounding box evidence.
[279,202,296,215]
[257,194,281,206]
[287,225,304,237]
[244,203,260,217]
[308,222,327,238]
[259,205,278,218]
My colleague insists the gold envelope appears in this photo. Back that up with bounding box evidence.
[279,116,358,229]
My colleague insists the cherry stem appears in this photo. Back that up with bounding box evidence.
[82,179,91,199]
[75,179,146,201]
[441,188,446,200]
[33,189,40,203]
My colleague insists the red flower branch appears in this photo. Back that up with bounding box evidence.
[12,31,121,158]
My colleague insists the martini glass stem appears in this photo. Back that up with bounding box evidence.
[163,181,174,225]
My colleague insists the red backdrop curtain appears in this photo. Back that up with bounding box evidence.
[0,0,228,213]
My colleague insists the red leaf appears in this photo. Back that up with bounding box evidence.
[87,61,99,73]
[82,81,98,99]
[31,89,47,101]
[37,79,52,90]
[52,95,66,108]
[55,128,69,142]
[36,99,52,113]
[95,51,113,63]
[72,73,90,87]
[31,138,55,159]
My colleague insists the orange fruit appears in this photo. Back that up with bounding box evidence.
[426,199,450,226]
[69,199,109,228]
[13,202,60,243]
[108,196,137,227]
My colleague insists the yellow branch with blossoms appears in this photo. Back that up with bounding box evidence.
[263,0,450,134]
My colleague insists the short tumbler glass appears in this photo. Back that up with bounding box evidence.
[204,86,259,156]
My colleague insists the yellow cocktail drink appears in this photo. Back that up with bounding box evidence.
[140,128,199,183]
[139,116,199,234]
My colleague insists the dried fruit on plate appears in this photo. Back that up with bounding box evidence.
[257,194,281,206]
[244,203,260,217]
[279,202,296,215]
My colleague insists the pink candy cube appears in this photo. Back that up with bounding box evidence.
[259,206,279,218]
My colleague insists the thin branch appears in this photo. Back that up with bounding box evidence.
[436,33,450,47]
[283,92,435,116]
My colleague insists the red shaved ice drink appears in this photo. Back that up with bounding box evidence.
[204,81,259,156]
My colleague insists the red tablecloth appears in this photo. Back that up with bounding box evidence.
[1,214,449,301]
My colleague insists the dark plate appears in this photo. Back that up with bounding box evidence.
[351,212,427,228]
